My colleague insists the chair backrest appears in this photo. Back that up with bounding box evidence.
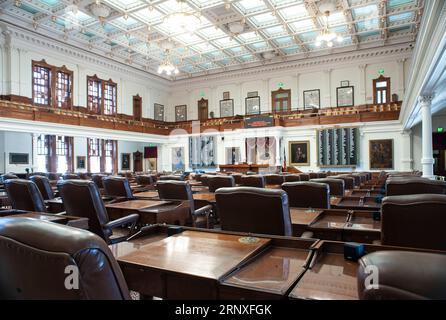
[264,174,285,186]
[5,179,47,212]
[298,173,310,181]
[78,172,90,180]
[381,194,446,251]
[215,187,292,236]
[63,173,80,180]
[135,175,154,186]
[282,182,330,209]
[309,173,319,179]
[386,178,446,196]
[241,175,265,188]
[230,173,243,185]
[48,172,61,181]
[58,180,112,243]
[29,175,55,200]
[317,172,327,178]
[102,176,133,198]
[284,174,301,182]
[159,175,185,181]
[310,178,345,196]
[32,172,48,178]
[207,176,235,193]
[1,174,18,183]
[331,175,355,190]
[91,174,107,189]
[0,217,130,300]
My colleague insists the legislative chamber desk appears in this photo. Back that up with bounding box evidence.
[219,164,269,173]
[330,196,381,211]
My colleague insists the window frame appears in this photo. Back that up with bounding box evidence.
[87,138,118,173]
[87,75,117,115]
[373,75,391,105]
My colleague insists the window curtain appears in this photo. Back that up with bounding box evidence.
[245,137,276,166]
[189,136,217,169]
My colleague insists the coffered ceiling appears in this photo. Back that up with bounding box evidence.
[0,0,423,80]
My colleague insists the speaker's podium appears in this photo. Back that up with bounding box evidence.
[219,164,270,174]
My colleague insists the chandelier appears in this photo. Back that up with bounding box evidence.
[163,0,201,33]
[315,11,343,48]
[157,50,179,76]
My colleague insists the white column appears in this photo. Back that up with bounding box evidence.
[323,69,332,107]
[419,96,434,178]
[397,58,406,100]
[400,130,413,171]
[358,64,367,104]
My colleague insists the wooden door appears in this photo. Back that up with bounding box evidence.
[133,94,142,121]
[271,88,291,113]
[198,98,208,121]
[133,151,143,172]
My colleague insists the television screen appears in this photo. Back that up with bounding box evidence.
[9,153,29,164]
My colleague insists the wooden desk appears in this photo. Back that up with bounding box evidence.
[193,192,216,203]
[219,164,269,174]
[0,191,10,207]
[265,184,282,189]
[45,198,65,213]
[0,211,89,229]
[330,196,381,211]
[133,190,159,199]
[349,190,383,197]
[111,228,271,299]
[290,208,323,236]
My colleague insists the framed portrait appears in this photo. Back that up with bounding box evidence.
[154,103,164,121]
[369,139,394,170]
[175,105,187,122]
[223,91,230,100]
[303,89,320,109]
[76,156,86,169]
[340,80,350,87]
[121,153,131,170]
[245,96,261,115]
[289,141,310,166]
[336,86,354,107]
[220,99,234,117]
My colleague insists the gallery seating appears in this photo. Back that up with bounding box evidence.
[0,217,131,299]
[102,176,134,199]
[29,175,55,200]
[240,175,266,188]
[215,187,292,236]
[380,194,446,251]
[4,179,47,212]
[207,176,235,193]
[264,174,285,186]
[62,173,80,180]
[357,250,446,299]
[282,181,330,209]
[58,180,139,244]
[310,178,345,197]
[156,181,212,228]
[385,178,446,196]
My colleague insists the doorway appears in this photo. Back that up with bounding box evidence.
[433,132,446,176]
[271,88,291,113]
[133,151,143,172]
[133,95,142,121]
[198,98,208,121]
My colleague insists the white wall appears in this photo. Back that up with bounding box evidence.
[1,131,33,173]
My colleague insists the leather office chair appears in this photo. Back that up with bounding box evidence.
[1,174,18,183]
[264,174,285,186]
[62,173,80,180]
[282,182,330,209]
[92,174,107,189]
[284,174,301,183]
[380,194,446,251]
[48,172,61,181]
[357,250,446,299]
[58,180,139,244]
[317,172,327,178]
[207,176,235,193]
[241,175,265,188]
[331,175,355,190]
[102,176,134,199]
[230,173,243,185]
[215,187,292,236]
[78,172,90,180]
[385,178,446,196]
[340,174,360,187]
[135,175,155,186]
[298,173,310,181]
[310,178,345,197]
[156,181,212,228]
[31,172,48,178]
[0,217,131,300]
[309,173,319,179]
[4,179,47,212]
[200,175,210,187]
[159,175,185,181]
[352,173,366,185]
[29,175,55,200]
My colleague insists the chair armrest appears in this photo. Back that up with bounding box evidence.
[54,211,67,216]
[193,204,213,216]
[105,214,139,229]
[301,231,314,239]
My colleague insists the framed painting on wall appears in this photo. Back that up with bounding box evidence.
[303,89,320,109]
[245,96,261,115]
[76,156,86,169]
[369,139,394,170]
[289,141,310,166]
[175,105,187,122]
[220,99,234,117]
[121,153,131,170]
[336,86,354,107]
[154,103,164,121]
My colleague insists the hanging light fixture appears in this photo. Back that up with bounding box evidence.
[158,49,179,76]
[315,11,343,48]
[163,0,201,33]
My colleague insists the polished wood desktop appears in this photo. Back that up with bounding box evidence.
[133,190,159,199]
[193,192,216,203]
[330,196,381,211]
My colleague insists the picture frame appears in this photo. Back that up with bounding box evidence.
[175,105,187,122]
[76,156,86,169]
[121,153,131,170]
[340,80,350,87]
[336,86,354,107]
[303,89,320,109]
[288,141,310,166]
[223,91,230,100]
[245,96,261,115]
[8,153,29,164]
[154,103,164,121]
[220,99,234,118]
[369,139,394,170]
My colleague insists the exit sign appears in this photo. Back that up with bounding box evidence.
[278,82,284,88]
[200,91,206,97]
[438,127,444,133]
[378,69,385,75]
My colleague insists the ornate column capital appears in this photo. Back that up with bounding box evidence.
[418,95,433,107]
[358,64,367,70]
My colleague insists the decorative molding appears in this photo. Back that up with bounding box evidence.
[418,95,434,106]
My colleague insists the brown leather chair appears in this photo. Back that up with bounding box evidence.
[78,172,90,180]
[1,174,18,183]
[309,173,319,179]
[29,175,55,200]
[200,174,210,187]
[156,181,212,228]
[381,194,446,251]
[386,178,446,196]
[332,175,355,190]
[31,172,48,178]
[357,250,446,299]
[352,173,366,184]
[4,179,47,212]
[282,181,330,209]
[92,174,107,189]
[230,173,243,185]
[0,217,131,299]
[264,174,285,186]
[159,175,184,181]
[102,176,134,199]
[62,173,80,180]
[317,172,327,178]
[207,176,235,193]
[215,187,292,236]
[284,174,301,182]
[241,175,265,188]
[57,180,139,244]
[310,178,345,196]
[48,172,61,181]
[298,173,310,181]
[135,175,155,186]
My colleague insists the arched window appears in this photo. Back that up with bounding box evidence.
[373,75,391,104]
